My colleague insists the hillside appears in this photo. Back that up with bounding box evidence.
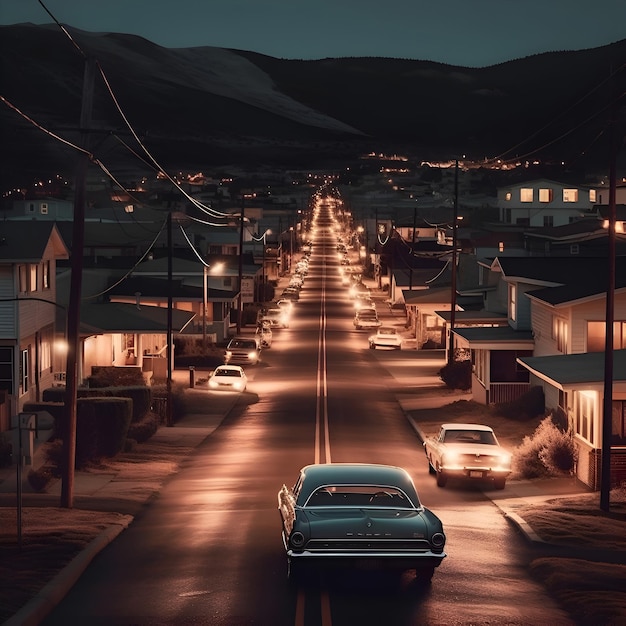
[1,24,624,183]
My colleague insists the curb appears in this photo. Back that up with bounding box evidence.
[5,516,133,626]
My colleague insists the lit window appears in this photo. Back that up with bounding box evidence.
[589,189,596,203]
[18,265,28,293]
[539,188,553,203]
[498,241,504,252]
[42,260,51,290]
[563,189,579,202]
[520,188,533,202]
[29,265,38,292]
[504,192,512,201]
[21,347,30,393]
[552,316,568,353]
[508,284,517,321]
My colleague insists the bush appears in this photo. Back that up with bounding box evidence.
[494,386,545,421]
[513,416,578,478]
[87,366,146,388]
[27,466,56,492]
[439,360,471,390]
[127,411,159,442]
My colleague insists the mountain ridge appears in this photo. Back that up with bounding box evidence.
[1,24,624,184]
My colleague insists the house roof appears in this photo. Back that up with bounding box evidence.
[108,276,237,302]
[518,350,626,386]
[0,221,68,262]
[80,302,196,334]
[451,325,534,348]
[436,310,508,325]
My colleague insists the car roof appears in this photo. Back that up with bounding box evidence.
[297,463,420,504]
[440,423,494,431]
[215,365,244,372]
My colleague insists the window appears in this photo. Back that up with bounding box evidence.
[29,264,38,292]
[563,189,579,203]
[539,188,553,203]
[40,203,48,215]
[543,215,554,227]
[0,347,13,394]
[20,347,30,393]
[18,265,28,293]
[504,192,512,201]
[575,390,596,444]
[498,241,504,252]
[570,244,579,255]
[508,283,517,322]
[553,316,568,352]
[520,188,533,202]
[42,260,51,290]
[503,208,511,223]
[589,189,597,203]
[28,203,35,213]
[587,321,626,352]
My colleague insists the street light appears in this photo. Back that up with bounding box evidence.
[261,229,271,302]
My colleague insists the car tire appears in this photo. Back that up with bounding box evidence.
[436,469,447,488]
[414,566,435,585]
[428,459,436,475]
[493,477,506,490]
[369,342,375,349]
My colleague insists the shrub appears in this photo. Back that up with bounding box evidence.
[494,386,545,421]
[127,411,159,442]
[87,366,146,388]
[439,360,471,390]
[27,466,56,492]
[513,416,577,478]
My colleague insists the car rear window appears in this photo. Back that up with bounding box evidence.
[306,485,414,508]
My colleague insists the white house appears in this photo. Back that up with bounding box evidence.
[0,221,69,429]
[498,179,598,228]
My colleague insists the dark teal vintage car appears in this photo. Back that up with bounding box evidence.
[278,463,446,583]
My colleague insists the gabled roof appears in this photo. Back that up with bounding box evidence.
[491,256,612,286]
[80,302,196,334]
[452,325,534,348]
[518,350,626,386]
[0,221,68,262]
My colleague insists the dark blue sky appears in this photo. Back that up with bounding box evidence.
[2,0,625,67]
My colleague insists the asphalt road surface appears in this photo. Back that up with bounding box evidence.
[42,195,573,625]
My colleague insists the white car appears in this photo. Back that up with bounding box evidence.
[423,423,512,489]
[368,326,403,350]
[353,309,381,330]
[208,365,247,392]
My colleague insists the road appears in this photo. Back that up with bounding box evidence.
[42,194,573,625]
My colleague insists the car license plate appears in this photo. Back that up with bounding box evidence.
[469,471,483,478]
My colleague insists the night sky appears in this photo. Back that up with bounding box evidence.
[2,0,625,67]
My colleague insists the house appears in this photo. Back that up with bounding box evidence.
[0,222,69,429]
[497,179,598,227]
[447,254,626,489]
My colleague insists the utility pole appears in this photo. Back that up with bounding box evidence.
[448,159,459,365]
[236,194,245,334]
[600,92,619,511]
[166,211,173,427]
[61,54,95,508]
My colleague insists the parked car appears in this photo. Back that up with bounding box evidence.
[423,423,512,489]
[258,307,289,328]
[353,309,381,330]
[223,336,261,366]
[278,463,447,582]
[368,326,403,350]
[208,365,247,392]
[255,323,273,348]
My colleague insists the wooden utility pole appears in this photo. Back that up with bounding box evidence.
[448,159,459,365]
[236,194,245,334]
[61,55,95,508]
[166,211,173,427]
